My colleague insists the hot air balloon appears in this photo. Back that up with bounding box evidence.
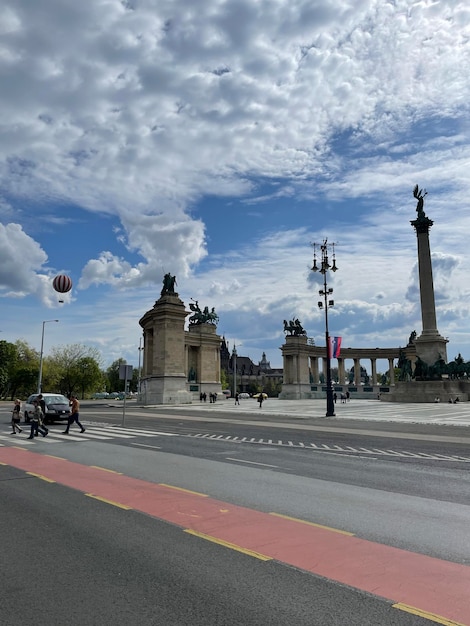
[53,274,72,293]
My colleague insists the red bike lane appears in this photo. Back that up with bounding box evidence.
[1,446,468,625]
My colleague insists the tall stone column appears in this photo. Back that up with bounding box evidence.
[139,291,192,405]
[337,358,345,385]
[411,188,448,365]
[371,358,377,386]
[354,358,361,386]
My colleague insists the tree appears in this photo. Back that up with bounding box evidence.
[220,368,229,391]
[49,344,103,397]
[0,340,18,399]
[0,340,39,400]
[74,357,104,399]
[106,358,127,393]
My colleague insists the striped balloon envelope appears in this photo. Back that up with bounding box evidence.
[52,274,72,293]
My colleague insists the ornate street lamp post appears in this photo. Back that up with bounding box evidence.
[232,344,237,399]
[37,319,59,394]
[137,336,144,394]
[312,240,338,417]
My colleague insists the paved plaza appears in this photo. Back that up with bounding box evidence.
[163,397,470,427]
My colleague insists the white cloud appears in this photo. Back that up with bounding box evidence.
[2,0,470,366]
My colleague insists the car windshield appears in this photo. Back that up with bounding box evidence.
[45,396,69,404]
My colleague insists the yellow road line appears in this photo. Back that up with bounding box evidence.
[44,454,66,460]
[85,494,132,510]
[26,471,55,483]
[393,602,466,626]
[269,512,354,536]
[159,483,208,497]
[184,529,272,561]
[90,465,122,474]
[0,461,8,465]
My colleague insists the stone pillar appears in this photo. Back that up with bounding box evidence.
[411,208,448,364]
[353,358,361,386]
[139,293,192,405]
[338,358,345,385]
[186,323,222,398]
[279,335,313,399]
[371,358,377,386]
[310,356,319,384]
[388,358,395,385]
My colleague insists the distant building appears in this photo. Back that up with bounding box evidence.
[220,338,283,395]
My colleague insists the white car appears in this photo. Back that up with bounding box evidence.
[24,393,71,424]
[239,392,251,399]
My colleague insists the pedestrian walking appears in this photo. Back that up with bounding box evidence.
[37,393,47,415]
[258,393,264,408]
[27,400,48,439]
[63,395,85,434]
[333,392,337,404]
[11,399,23,434]
[235,392,240,405]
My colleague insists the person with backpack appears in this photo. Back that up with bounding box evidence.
[27,400,48,439]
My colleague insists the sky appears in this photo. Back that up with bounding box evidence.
[1,0,470,374]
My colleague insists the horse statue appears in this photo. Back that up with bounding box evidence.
[397,349,412,381]
[189,300,218,325]
[413,356,429,380]
[283,318,307,336]
[208,307,219,324]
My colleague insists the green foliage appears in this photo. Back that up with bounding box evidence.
[220,368,229,391]
[48,344,103,397]
[106,358,127,393]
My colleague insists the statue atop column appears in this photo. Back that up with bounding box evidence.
[413,184,427,218]
[188,299,219,325]
[161,273,177,297]
[411,184,433,233]
[283,318,307,336]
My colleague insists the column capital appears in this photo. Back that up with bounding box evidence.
[411,216,433,234]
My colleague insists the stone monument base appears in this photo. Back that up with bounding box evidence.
[382,380,469,403]
[279,383,316,400]
[139,376,192,405]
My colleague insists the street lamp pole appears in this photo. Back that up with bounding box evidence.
[232,344,237,399]
[137,336,143,395]
[312,239,338,417]
[37,319,59,394]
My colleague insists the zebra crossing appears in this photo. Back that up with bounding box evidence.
[2,420,468,463]
[0,425,176,446]
[187,432,470,463]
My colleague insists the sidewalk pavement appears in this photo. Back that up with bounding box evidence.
[155,397,470,428]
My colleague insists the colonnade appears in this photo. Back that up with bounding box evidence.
[280,336,405,399]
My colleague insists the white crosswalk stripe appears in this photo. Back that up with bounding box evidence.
[187,432,470,463]
[0,425,174,446]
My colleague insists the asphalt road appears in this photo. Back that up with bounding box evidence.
[1,401,469,625]
[0,456,441,626]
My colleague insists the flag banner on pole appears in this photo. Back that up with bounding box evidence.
[329,336,342,358]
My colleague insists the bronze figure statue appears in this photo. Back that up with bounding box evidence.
[189,299,218,325]
[161,273,177,296]
[283,318,307,336]
[413,184,427,218]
